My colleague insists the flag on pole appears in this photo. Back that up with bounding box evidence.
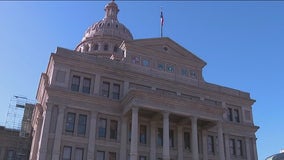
[160,10,164,26]
[160,8,164,37]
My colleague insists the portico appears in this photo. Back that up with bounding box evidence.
[123,104,225,160]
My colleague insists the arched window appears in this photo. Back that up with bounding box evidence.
[104,44,108,51]
[93,44,99,51]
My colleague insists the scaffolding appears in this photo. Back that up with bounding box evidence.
[3,95,35,160]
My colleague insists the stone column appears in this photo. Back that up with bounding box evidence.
[245,137,251,160]
[202,130,208,160]
[87,111,98,160]
[163,112,170,160]
[120,116,128,160]
[38,104,52,160]
[94,74,101,95]
[177,125,183,160]
[217,121,225,160]
[224,134,230,160]
[130,107,139,160]
[52,106,65,160]
[191,117,199,160]
[150,121,156,160]
[252,137,258,160]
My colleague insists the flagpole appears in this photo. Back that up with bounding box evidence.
[160,7,164,38]
[161,24,163,37]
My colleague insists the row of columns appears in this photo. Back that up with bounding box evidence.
[36,105,257,160]
[128,107,227,160]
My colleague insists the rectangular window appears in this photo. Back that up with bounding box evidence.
[96,151,105,160]
[140,125,147,144]
[207,135,215,154]
[63,146,72,160]
[181,68,188,76]
[157,63,165,71]
[157,128,163,146]
[234,109,240,123]
[169,129,174,147]
[139,156,147,160]
[229,138,236,155]
[190,70,197,78]
[184,132,190,150]
[236,140,243,156]
[75,148,84,160]
[110,120,118,140]
[98,118,107,138]
[71,75,80,92]
[166,65,174,73]
[77,114,87,135]
[228,108,233,121]
[104,44,108,51]
[82,78,91,94]
[102,82,110,97]
[142,59,150,67]
[131,56,140,64]
[65,112,76,133]
[109,152,116,160]
[112,84,120,100]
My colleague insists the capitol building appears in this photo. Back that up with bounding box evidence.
[29,1,259,160]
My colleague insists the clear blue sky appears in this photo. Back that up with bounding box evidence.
[0,1,284,159]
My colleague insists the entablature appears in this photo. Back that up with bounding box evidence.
[121,88,224,121]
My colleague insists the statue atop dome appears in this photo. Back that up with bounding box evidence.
[104,0,119,20]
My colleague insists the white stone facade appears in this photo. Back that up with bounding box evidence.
[29,1,259,160]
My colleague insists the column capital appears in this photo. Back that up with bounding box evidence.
[121,115,128,121]
[162,111,170,117]
[191,116,198,122]
[91,110,98,116]
[58,106,66,113]
[217,120,223,128]
[132,107,139,113]
[177,125,183,130]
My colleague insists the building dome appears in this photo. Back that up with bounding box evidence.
[75,0,133,59]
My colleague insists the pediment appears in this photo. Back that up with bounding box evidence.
[122,37,206,68]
